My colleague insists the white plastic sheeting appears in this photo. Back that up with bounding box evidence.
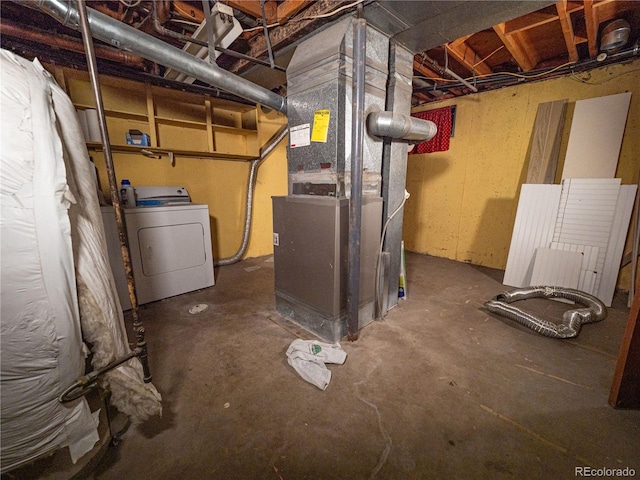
[0,50,161,472]
[0,50,98,471]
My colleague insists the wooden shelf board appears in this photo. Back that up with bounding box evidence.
[211,124,258,135]
[153,116,257,134]
[86,142,257,161]
[155,116,208,128]
[75,104,148,121]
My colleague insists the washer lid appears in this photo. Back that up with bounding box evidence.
[134,186,190,206]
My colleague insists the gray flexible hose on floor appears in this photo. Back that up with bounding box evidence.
[485,286,607,339]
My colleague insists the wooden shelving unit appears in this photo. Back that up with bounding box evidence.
[60,69,261,162]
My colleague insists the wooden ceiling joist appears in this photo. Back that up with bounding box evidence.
[227,0,350,74]
[225,0,277,24]
[503,10,559,34]
[445,40,493,76]
[493,23,537,71]
[556,0,579,62]
[277,0,314,24]
[583,0,599,58]
[173,1,205,23]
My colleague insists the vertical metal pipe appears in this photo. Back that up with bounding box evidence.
[76,0,151,382]
[347,15,367,341]
[260,0,275,69]
[200,0,216,64]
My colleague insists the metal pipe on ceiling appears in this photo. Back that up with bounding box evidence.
[347,14,367,341]
[419,52,478,93]
[152,0,207,47]
[31,0,287,113]
[150,1,286,72]
[0,20,146,67]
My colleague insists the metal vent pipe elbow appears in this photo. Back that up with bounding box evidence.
[366,111,437,142]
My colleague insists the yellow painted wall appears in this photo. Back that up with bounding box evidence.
[56,68,288,262]
[406,58,640,290]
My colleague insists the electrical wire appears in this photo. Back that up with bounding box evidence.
[473,45,504,68]
[374,190,410,319]
[414,60,577,84]
[293,0,365,21]
[243,22,280,33]
[118,0,141,7]
[168,19,202,27]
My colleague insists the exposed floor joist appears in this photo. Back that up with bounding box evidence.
[556,0,579,62]
[493,23,538,71]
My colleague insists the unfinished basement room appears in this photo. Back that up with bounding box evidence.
[1,1,640,479]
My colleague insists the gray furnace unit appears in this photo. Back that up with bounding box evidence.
[272,16,435,342]
[273,18,388,342]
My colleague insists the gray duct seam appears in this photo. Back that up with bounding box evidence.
[484,286,607,339]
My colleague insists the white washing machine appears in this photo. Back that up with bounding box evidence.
[123,187,215,305]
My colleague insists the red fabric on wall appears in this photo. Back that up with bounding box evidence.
[410,106,452,153]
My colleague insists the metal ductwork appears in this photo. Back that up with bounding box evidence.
[367,111,437,142]
[272,17,388,342]
[215,125,289,267]
[30,0,287,113]
[485,286,607,339]
[379,42,415,314]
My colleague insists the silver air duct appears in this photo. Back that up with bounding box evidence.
[485,286,607,339]
[31,0,287,113]
[272,16,388,342]
[367,111,437,142]
[216,125,289,266]
[379,43,415,315]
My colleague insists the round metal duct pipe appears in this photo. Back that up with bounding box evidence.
[366,111,437,142]
[485,286,607,339]
[601,19,631,52]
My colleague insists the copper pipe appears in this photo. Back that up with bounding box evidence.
[0,20,146,67]
[156,0,170,24]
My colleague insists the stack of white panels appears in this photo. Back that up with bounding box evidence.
[504,179,636,306]
[504,92,634,307]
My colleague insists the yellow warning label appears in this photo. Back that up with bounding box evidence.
[311,109,330,143]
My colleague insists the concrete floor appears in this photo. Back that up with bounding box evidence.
[84,253,639,478]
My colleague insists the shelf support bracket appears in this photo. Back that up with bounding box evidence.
[141,149,175,166]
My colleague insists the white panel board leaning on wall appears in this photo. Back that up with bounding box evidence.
[0,50,161,472]
[504,92,635,307]
[561,92,632,180]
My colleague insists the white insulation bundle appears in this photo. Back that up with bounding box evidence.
[0,50,161,472]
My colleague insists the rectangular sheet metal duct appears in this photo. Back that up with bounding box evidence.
[273,17,388,341]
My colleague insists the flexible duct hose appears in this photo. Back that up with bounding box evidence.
[484,286,607,339]
[215,125,288,266]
